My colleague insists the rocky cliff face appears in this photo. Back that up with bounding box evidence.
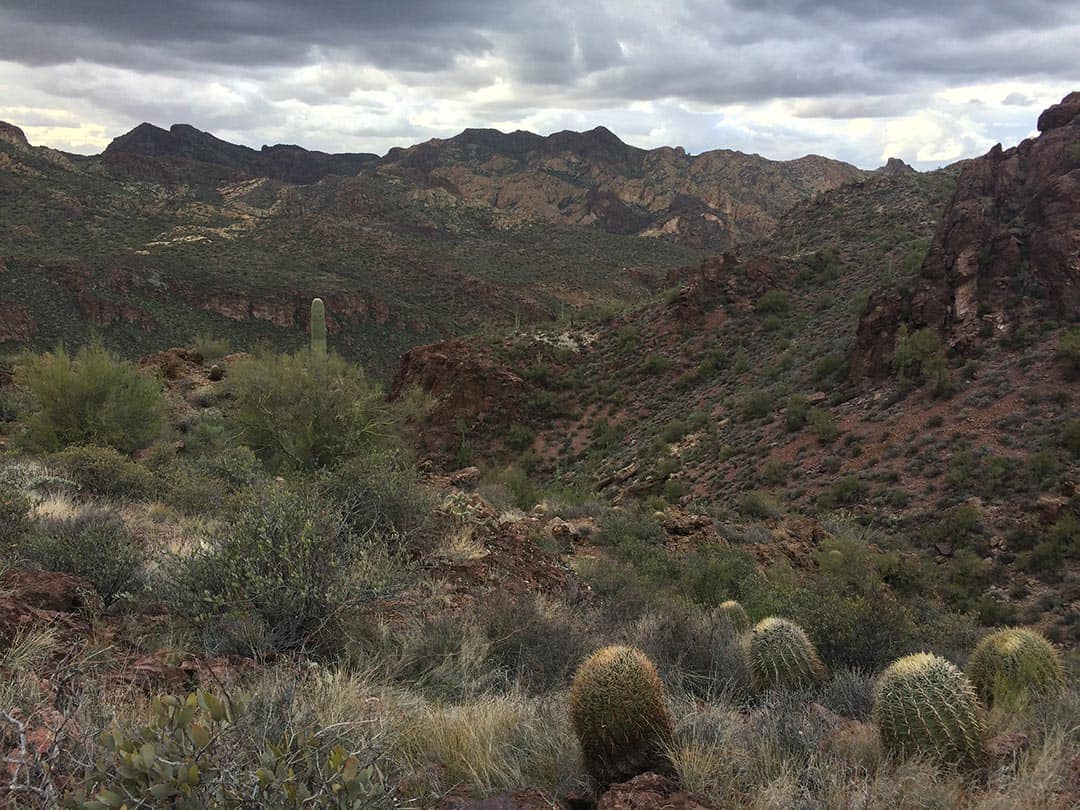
[378,127,866,250]
[851,91,1079,381]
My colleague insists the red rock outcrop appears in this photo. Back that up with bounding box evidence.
[850,91,1079,380]
[596,773,717,810]
[391,338,526,455]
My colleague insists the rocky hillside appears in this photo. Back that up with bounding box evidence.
[395,94,1079,641]
[378,126,866,250]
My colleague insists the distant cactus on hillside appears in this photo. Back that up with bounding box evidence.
[967,628,1065,710]
[746,617,827,691]
[873,652,986,767]
[569,645,675,789]
[310,297,327,359]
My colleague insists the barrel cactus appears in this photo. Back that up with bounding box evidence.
[310,297,327,359]
[717,600,750,633]
[746,617,827,691]
[873,653,986,767]
[967,628,1065,710]
[569,645,675,789]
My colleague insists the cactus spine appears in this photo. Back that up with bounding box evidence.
[967,628,1065,710]
[746,617,827,691]
[310,297,327,359]
[873,653,986,767]
[717,600,751,634]
[569,645,675,789]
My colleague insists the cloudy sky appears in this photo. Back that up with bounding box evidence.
[0,1,1076,169]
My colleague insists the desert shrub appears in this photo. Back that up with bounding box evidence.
[20,508,143,604]
[229,350,394,471]
[809,408,838,443]
[893,326,951,394]
[391,615,502,699]
[784,395,810,431]
[192,332,231,362]
[755,289,790,315]
[197,445,264,490]
[319,450,433,541]
[740,389,775,421]
[1062,419,1080,456]
[48,445,155,501]
[818,475,868,508]
[1019,513,1079,577]
[154,460,222,515]
[1059,326,1080,380]
[814,354,845,382]
[15,342,165,454]
[680,546,759,608]
[0,487,31,546]
[69,690,390,809]
[180,408,228,457]
[170,485,410,653]
[740,490,782,519]
[482,592,594,694]
[505,423,535,452]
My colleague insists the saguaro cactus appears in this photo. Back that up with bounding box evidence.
[310,297,327,359]
[967,628,1065,710]
[569,645,675,789]
[746,617,827,691]
[873,652,986,767]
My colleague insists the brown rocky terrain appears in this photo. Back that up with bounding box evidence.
[378,126,866,250]
[851,91,1080,379]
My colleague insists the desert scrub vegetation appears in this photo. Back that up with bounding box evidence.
[13,341,166,454]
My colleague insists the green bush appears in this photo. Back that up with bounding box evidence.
[15,342,165,454]
[784,395,810,431]
[755,289,790,315]
[809,408,838,443]
[230,350,393,472]
[20,509,143,604]
[70,691,390,809]
[1059,326,1080,380]
[740,389,775,421]
[892,326,950,394]
[0,487,31,546]
[170,485,410,653]
[49,445,155,501]
[505,423,535,452]
[741,490,782,519]
[319,450,433,540]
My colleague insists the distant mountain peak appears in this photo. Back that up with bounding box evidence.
[878,157,916,175]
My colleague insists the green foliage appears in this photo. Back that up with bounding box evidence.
[966,627,1065,710]
[15,342,165,454]
[809,408,838,443]
[872,653,986,768]
[1062,419,1080,457]
[310,297,327,359]
[49,445,155,501]
[171,485,410,653]
[819,475,868,508]
[746,617,827,691]
[783,395,810,431]
[569,645,675,788]
[191,332,230,363]
[717,600,750,633]
[892,326,951,395]
[741,490,782,519]
[1060,326,1080,380]
[755,289,790,316]
[229,350,394,472]
[20,508,143,604]
[319,450,433,539]
[740,389,775,421]
[0,487,31,546]
[813,354,845,383]
[71,691,389,809]
[506,423,535,452]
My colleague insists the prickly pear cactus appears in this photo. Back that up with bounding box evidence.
[967,628,1065,710]
[747,617,827,691]
[873,652,986,767]
[310,297,327,359]
[569,645,675,789]
[717,600,750,633]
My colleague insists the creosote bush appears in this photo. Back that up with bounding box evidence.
[569,645,675,789]
[873,652,986,768]
[15,342,166,454]
[966,627,1065,710]
[49,444,155,501]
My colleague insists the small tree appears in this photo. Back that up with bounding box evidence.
[15,342,165,454]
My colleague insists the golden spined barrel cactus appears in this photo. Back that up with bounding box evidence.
[873,653,986,767]
[747,617,827,691]
[717,600,751,634]
[967,628,1065,710]
[569,645,675,789]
